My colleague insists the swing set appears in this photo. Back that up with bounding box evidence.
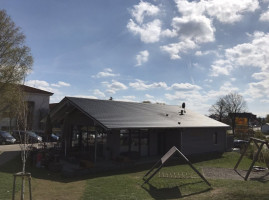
[142,146,211,187]
[234,137,269,180]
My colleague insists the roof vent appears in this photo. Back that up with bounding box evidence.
[182,102,186,113]
[166,114,169,116]
[180,110,184,115]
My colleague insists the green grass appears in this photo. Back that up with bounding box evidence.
[82,152,269,200]
[0,152,269,200]
[0,155,22,200]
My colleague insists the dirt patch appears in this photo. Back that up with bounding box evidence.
[202,167,269,181]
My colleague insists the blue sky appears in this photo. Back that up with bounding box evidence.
[1,0,269,117]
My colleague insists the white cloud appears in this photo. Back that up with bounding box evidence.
[211,32,269,77]
[130,1,160,24]
[161,29,178,38]
[127,19,162,43]
[171,15,215,43]
[161,39,197,59]
[145,94,154,99]
[123,95,136,100]
[160,0,258,59]
[209,64,233,77]
[93,89,106,98]
[244,72,269,99]
[129,79,168,90]
[103,80,128,94]
[207,82,239,100]
[170,83,202,90]
[204,0,259,23]
[136,50,149,66]
[260,8,269,21]
[161,14,215,59]
[260,99,269,103]
[25,80,64,103]
[25,80,54,93]
[73,95,98,99]
[174,0,259,24]
[164,81,241,114]
[51,81,71,87]
[106,89,116,95]
[92,68,119,78]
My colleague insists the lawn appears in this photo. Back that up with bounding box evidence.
[0,152,268,200]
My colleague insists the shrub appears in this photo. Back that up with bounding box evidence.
[254,131,266,140]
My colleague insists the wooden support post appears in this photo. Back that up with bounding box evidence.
[12,172,32,200]
[244,143,264,180]
[142,146,211,187]
[143,164,164,185]
[234,137,269,181]
[143,160,161,178]
[234,140,251,170]
[253,140,259,149]
[12,175,16,200]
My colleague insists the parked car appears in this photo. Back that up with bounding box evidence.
[51,133,60,141]
[13,130,42,143]
[233,139,248,148]
[0,131,16,145]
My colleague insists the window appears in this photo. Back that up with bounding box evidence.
[213,132,218,144]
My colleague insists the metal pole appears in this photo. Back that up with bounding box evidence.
[94,131,97,163]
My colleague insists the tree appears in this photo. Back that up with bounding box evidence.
[209,97,226,122]
[209,92,247,135]
[0,10,33,200]
[0,9,33,111]
[224,92,247,135]
[266,114,269,123]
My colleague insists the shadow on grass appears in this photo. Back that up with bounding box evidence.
[234,169,269,183]
[142,181,211,199]
[0,151,233,184]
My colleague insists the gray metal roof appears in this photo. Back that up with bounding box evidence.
[61,97,229,129]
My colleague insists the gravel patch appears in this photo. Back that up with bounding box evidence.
[202,167,269,181]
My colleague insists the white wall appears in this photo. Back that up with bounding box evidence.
[261,124,269,133]
[0,92,51,131]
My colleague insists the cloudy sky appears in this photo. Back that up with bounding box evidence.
[1,0,269,117]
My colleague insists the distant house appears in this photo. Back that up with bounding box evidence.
[262,123,269,133]
[0,85,53,131]
[50,97,229,162]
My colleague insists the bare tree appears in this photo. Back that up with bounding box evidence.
[209,97,226,122]
[266,114,269,123]
[15,87,33,200]
[224,92,247,135]
[209,92,247,135]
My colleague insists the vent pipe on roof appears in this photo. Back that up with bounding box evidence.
[182,102,186,113]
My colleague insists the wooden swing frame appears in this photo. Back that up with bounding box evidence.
[142,146,211,187]
[234,137,269,181]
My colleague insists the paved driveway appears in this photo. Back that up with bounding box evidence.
[0,144,21,166]
[0,144,22,152]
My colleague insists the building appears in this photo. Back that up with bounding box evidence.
[261,123,269,133]
[0,85,53,131]
[50,97,229,162]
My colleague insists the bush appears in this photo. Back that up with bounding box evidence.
[261,149,269,168]
[254,131,266,140]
